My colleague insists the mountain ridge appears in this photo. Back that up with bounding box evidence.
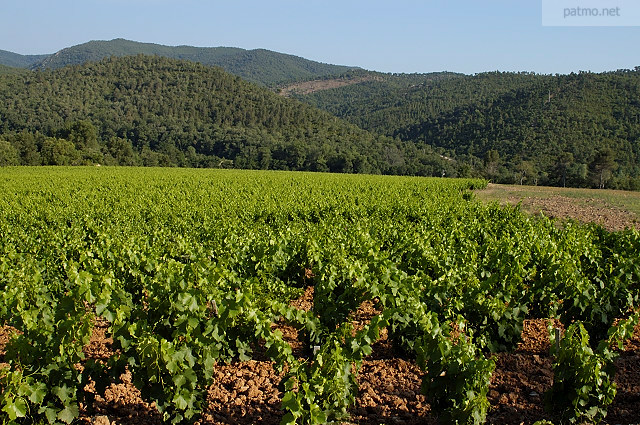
[2,39,639,189]
[1,38,359,86]
[0,49,48,68]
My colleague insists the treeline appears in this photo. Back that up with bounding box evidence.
[298,69,640,189]
[0,55,454,176]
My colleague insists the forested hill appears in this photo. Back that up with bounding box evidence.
[0,55,450,174]
[297,69,640,189]
[3,39,358,86]
[2,44,639,189]
[0,64,27,76]
[0,49,48,69]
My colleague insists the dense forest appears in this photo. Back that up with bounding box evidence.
[297,69,640,189]
[0,55,452,175]
[0,64,27,76]
[1,39,358,86]
[1,40,639,189]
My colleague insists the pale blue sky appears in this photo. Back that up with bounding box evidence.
[1,0,638,74]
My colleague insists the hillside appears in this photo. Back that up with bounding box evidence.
[0,49,48,68]
[2,40,639,188]
[0,64,27,76]
[16,39,358,86]
[397,71,640,184]
[277,70,463,96]
[296,72,529,135]
[296,70,640,189]
[277,72,383,96]
[0,55,449,175]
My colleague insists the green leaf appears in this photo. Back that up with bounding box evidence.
[57,404,79,424]
[173,373,186,388]
[281,391,300,412]
[280,411,297,425]
[173,389,191,410]
[3,397,28,419]
[309,407,327,424]
[53,385,73,403]
[28,382,48,404]
[39,406,58,424]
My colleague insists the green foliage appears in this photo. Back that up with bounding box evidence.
[1,167,639,424]
[281,315,389,425]
[0,49,48,68]
[546,322,616,424]
[589,148,617,189]
[4,41,640,189]
[0,265,111,425]
[417,326,495,425]
[0,55,449,174]
[0,140,20,165]
[17,39,357,86]
[390,298,495,425]
[0,63,29,76]
[40,137,79,165]
[545,314,640,424]
[298,70,640,189]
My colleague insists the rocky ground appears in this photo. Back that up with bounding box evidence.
[4,286,639,425]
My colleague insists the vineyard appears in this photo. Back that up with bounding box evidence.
[0,167,639,425]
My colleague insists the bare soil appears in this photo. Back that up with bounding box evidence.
[2,290,640,424]
[515,195,638,232]
[3,186,638,424]
[277,76,381,97]
[478,184,640,232]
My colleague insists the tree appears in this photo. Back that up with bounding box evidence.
[484,149,500,181]
[589,148,617,189]
[555,152,574,188]
[258,146,272,170]
[569,162,588,187]
[41,138,79,165]
[10,131,42,165]
[107,136,137,166]
[62,120,99,151]
[140,146,161,167]
[0,140,20,166]
[516,160,536,185]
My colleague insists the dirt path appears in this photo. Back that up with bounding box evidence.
[277,75,381,97]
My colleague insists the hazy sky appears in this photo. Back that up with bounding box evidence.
[2,0,639,75]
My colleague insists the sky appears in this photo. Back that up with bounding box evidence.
[1,0,639,75]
